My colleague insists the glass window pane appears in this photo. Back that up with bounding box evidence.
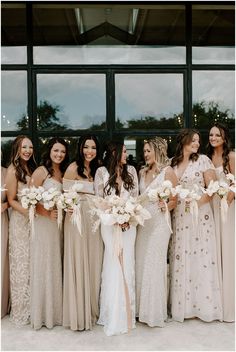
[1,4,27,46]
[192,71,235,129]
[1,137,15,167]
[124,135,176,169]
[192,5,235,64]
[33,4,185,64]
[37,74,106,131]
[116,74,183,130]
[1,47,27,64]
[1,71,28,131]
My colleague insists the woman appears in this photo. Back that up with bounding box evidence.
[63,135,103,331]
[5,135,36,325]
[29,137,69,329]
[207,122,235,322]
[136,137,177,327]
[1,162,10,318]
[94,141,138,336]
[169,129,222,322]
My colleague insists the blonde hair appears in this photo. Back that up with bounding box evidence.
[144,137,170,170]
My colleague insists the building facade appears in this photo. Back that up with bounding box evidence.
[1,1,235,164]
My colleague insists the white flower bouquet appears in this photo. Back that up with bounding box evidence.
[18,186,45,238]
[147,180,174,232]
[57,182,84,232]
[90,195,151,256]
[204,174,235,223]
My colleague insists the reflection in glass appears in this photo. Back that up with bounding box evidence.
[1,4,27,46]
[192,71,235,129]
[192,47,235,64]
[1,47,27,64]
[1,71,28,131]
[37,74,106,130]
[34,46,186,65]
[116,74,183,130]
[1,137,15,167]
[124,135,176,169]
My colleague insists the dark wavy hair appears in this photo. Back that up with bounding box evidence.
[103,141,134,196]
[171,129,200,167]
[206,122,232,174]
[41,137,69,177]
[10,135,37,183]
[75,135,100,179]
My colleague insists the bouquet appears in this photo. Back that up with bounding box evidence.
[41,187,62,228]
[90,195,151,256]
[173,184,202,224]
[18,186,45,238]
[204,174,235,223]
[147,180,174,232]
[57,182,84,233]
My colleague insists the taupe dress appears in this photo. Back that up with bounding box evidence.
[212,166,235,322]
[1,166,10,318]
[30,170,63,329]
[62,178,104,331]
[9,176,30,325]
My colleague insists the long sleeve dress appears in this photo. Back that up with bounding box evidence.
[169,155,223,322]
[136,166,172,327]
[94,165,138,336]
[30,169,63,329]
[212,166,235,322]
[62,178,104,331]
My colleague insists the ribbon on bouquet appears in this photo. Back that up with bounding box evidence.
[185,199,199,228]
[113,224,132,332]
[57,207,63,230]
[29,205,36,240]
[71,203,82,236]
[163,201,173,233]
[220,197,228,224]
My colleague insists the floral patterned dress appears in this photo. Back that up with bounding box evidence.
[169,155,223,322]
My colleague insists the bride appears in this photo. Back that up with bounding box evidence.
[94,141,138,336]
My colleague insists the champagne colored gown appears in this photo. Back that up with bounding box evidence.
[94,165,138,336]
[30,169,63,329]
[212,166,235,322]
[62,178,104,331]
[136,167,171,327]
[169,155,223,322]
[1,166,10,318]
[9,175,30,325]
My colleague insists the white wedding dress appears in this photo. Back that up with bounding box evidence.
[94,165,138,336]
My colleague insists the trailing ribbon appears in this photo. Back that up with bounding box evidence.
[163,201,173,233]
[57,207,63,230]
[29,205,35,240]
[189,199,199,227]
[220,197,228,224]
[71,203,82,236]
[113,224,123,257]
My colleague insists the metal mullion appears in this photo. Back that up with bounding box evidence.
[185,2,192,128]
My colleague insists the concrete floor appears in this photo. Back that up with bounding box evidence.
[1,315,235,351]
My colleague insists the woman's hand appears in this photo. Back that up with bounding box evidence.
[120,222,130,232]
[1,202,8,213]
[66,207,74,216]
[49,209,58,220]
[158,199,166,212]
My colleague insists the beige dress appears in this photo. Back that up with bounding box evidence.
[9,176,30,325]
[212,166,235,322]
[169,155,223,322]
[30,172,63,329]
[63,178,104,331]
[136,167,171,327]
[1,167,10,318]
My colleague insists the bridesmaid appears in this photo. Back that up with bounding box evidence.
[29,137,69,329]
[94,141,139,336]
[169,129,222,322]
[1,163,10,318]
[207,122,235,322]
[5,135,36,325]
[63,134,103,331]
[136,137,177,327]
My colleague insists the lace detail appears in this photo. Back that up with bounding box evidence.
[136,168,171,327]
[94,165,138,336]
[9,179,30,325]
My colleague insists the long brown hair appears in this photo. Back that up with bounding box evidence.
[206,122,231,174]
[103,141,134,196]
[10,135,37,183]
[171,129,200,167]
[41,137,69,177]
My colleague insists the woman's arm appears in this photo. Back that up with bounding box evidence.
[5,165,28,216]
[227,151,235,205]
